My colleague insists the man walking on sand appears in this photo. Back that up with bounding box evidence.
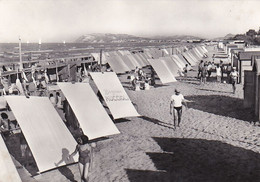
[170,89,188,129]
[230,67,239,94]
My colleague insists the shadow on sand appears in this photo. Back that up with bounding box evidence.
[153,84,169,88]
[55,148,77,181]
[57,165,77,182]
[141,116,174,130]
[185,95,256,122]
[126,137,260,182]
[114,118,131,124]
[197,88,231,94]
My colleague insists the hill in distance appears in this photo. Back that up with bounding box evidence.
[74,33,204,43]
[74,33,149,43]
[212,33,235,41]
[150,35,204,40]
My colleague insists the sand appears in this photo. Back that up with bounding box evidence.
[15,46,260,182]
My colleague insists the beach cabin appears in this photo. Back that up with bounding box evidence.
[238,51,260,84]
[244,57,260,121]
[230,48,243,70]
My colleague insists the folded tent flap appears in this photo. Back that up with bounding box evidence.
[90,72,140,119]
[159,57,180,76]
[57,82,120,139]
[4,96,78,173]
[148,59,177,84]
[0,135,22,182]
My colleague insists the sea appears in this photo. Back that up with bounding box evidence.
[0,42,177,53]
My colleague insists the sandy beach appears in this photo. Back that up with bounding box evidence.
[12,47,255,182]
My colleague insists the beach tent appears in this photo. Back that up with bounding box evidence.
[194,47,204,58]
[170,55,185,70]
[5,96,78,172]
[162,48,170,56]
[121,55,136,70]
[58,82,120,139]
[114,54,132,71]
[154,48,164,58]
[132,54,146,67]
[201,46,208,53]
[182,52,196,66]
[0,136,22,182]
[126,54,143,68]
[148,58,177,84]
[106,55,130,73]
[142,52,153,59]
[140,53,150,65]
[117,50,129,56]
[176,54,190,65]
[90,72,140,119]
[91,52,108,64]
[145,48,161,59]
[134,53,150,66]
[159,57,180,76]
[143,49,154,59]
[166,48,173,55]
[187,51,199,64]
[199,46,208,56]
[190,49,201,60]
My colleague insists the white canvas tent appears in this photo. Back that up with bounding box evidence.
[106,55,130,73]
[91,52,108,64]
[90,72,140,119]
[159,57,180,76]
[148,59,177,84]
[0,136,22,182]
[5,96,78,172]
[58,82,120,139]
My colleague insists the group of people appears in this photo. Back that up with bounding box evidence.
[197,60,215,84]
[49,92,63,109]
[0,68,50,98]
[197,60,239,94]
[171,58,240,130]
[129,66,154,91]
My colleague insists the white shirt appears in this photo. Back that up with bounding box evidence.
[50,97,56,106]
[216,67,221,76]
[230,71,238,78]
[207,64,212,71]
[56,96,62,108]
[171,94,184,107]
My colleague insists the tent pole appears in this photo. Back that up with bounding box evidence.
[100,49,102,72]
[19,36,23,71]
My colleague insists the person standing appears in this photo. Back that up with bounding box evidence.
[151,67,155,86]
[49,93,56,107]
[226,63,232,83]
[197,60,204,78]
[230,67,239,94]
[201,64,208,84]
[56,92,63,109]
[219,60,225,82]
[216,64,222,82]
[183,64,188,77]
[207,62,212,78]
[70,135,96,182]
[0,112,11,138]
[170,89,188,129]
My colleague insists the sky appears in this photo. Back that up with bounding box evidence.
[0,0,260,43]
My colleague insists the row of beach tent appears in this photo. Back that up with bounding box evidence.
[0,45,208,181]
[1,72,139,181]
[91,45,208,84]
[91,45,208,75]
[0,45,207,87]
